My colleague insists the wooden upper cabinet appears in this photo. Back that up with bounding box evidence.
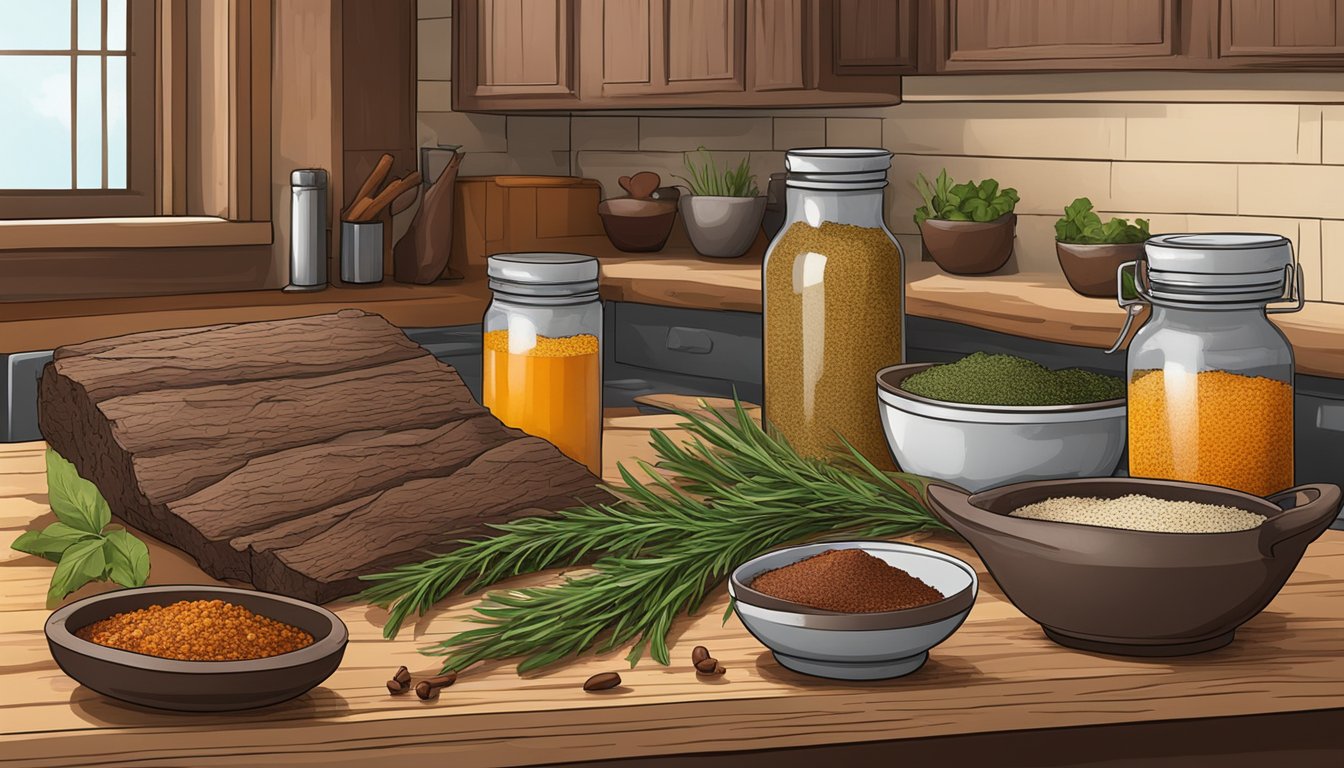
[1220,0,1344,65]
[454,0,578,108]
[933,0,1184,71]
[455,0,900,110]
[584,0,746,98]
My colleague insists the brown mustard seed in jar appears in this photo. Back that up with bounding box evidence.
[75,599,315,661]
[764,221,902,469]
[749,549,944,613]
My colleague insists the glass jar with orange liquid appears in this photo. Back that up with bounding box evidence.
[1108,234,1303,497]
[483,253,602,475]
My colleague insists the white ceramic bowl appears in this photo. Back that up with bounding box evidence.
[728,541,977,680]
[877,362,1127,493]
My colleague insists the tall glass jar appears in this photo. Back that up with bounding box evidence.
[483,253,602,475]
[763,148,904,469]
[1110,234,1302,496]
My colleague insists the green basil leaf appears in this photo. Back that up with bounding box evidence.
[12,522,100,562]
[45,450,110,535]
[46,537,106,607]
[977,179,999,201]
[945,210,970,221]
[103,530,151,588]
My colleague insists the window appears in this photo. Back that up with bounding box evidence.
[0,0,153,218]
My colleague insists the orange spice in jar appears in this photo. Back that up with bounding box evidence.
[482,254,603,476]
[1110,233,1302,498]
[1128,369,1293,497]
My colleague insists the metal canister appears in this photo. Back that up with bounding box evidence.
[285,169,328,292]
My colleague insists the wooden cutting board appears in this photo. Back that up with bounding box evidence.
[36,310,610,603]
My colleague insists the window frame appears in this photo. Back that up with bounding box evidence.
[0,0,156,219]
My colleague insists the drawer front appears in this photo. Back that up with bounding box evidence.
[610,303,762,385]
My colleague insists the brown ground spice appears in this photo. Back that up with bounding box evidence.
[75,599,314,661]
[749,549,944,612]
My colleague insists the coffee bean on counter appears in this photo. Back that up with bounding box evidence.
[393,666,412,685]
[386,678,410,695]
[690,645,710,666]
[415,673,458,701]
[695,657,726,676]
[583,672,622,692]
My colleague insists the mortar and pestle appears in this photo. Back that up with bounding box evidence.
[598,171,679,252]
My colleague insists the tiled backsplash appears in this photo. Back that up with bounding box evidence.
[416,4,1343,303]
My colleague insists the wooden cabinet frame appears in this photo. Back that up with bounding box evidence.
[455,0,901,110]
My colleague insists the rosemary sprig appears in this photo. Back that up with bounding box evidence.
[358,401,943,673]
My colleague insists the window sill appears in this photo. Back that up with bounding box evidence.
[0,217,272,251]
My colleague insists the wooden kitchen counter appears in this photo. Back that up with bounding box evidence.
[2,414,1343,767]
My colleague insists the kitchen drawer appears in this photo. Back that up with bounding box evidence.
[609,303,762,386]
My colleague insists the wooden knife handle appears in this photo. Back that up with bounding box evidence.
[346,153,394,216]
[351,171,422,222]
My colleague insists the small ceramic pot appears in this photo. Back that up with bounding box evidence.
[1055,241,1145,298]
[679,195,766,258]
[598,198,679,252]
[919,214,1016,275]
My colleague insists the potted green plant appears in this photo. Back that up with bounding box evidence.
[914,170,1020,275]
[1054,197,1150,298]
[675,147,765,259]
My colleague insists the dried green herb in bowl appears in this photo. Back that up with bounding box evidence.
[900,352,1123,407]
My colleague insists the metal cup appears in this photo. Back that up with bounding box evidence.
[340,220,384,284]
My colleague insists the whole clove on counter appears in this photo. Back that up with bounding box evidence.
[415,673,457,701]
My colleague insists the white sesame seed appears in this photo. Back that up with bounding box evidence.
[1008,494,1265,534]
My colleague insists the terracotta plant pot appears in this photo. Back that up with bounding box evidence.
[1055,241,1145,298]
[919,214,1016,275]
[679,195,766,258]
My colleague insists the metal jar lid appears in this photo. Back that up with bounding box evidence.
[487,253,600,298]
[785,148,891,190]
[1142,233,1295,304]
[291,168,328,187]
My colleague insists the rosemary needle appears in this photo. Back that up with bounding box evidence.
[357,400,943,673]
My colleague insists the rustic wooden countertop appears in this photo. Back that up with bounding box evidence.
[3,407,1344,767]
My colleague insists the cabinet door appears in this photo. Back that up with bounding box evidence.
[828,0,918,74]
[454,0,577,108]
[1221,0,1344,59]
[935,0,1179,71]
[583,0,745,98]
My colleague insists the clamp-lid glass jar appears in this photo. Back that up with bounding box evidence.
[1109,233,1303,496]
[763,148,904,469]
[483,253,602,475]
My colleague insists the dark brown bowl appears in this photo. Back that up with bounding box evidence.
[919,214,1016,275]
[1055,241,1144,298]
[927,479,1341,657]
[45,585,348,712]
[598,198,678,252]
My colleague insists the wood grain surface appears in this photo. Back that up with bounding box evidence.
[1,410,1343,767]
[35,311,608,602]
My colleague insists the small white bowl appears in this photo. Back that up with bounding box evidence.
[728,541,977,680]
[877,362,1127,493]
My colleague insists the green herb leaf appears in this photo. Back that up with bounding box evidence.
[46,537,107,607]
[1055,196,1150,244]
[45,449,110,535]
[103,530,151,587]
[11,522,100,563]
[912,169,1018,222]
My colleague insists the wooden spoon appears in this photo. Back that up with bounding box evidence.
[618,171,661,199]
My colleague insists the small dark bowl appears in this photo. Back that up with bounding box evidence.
[45,585,348,712]
[927,479,1341,657]
[598,198,679,252]
[920,214,1016,275]
[1055,241,1144,298]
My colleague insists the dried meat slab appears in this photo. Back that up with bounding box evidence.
[38,309,610,603]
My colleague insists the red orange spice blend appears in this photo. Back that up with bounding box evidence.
[749,549,945,612]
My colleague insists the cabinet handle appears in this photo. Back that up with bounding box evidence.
[1317,403,1344,432]
[666,327,713,354]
